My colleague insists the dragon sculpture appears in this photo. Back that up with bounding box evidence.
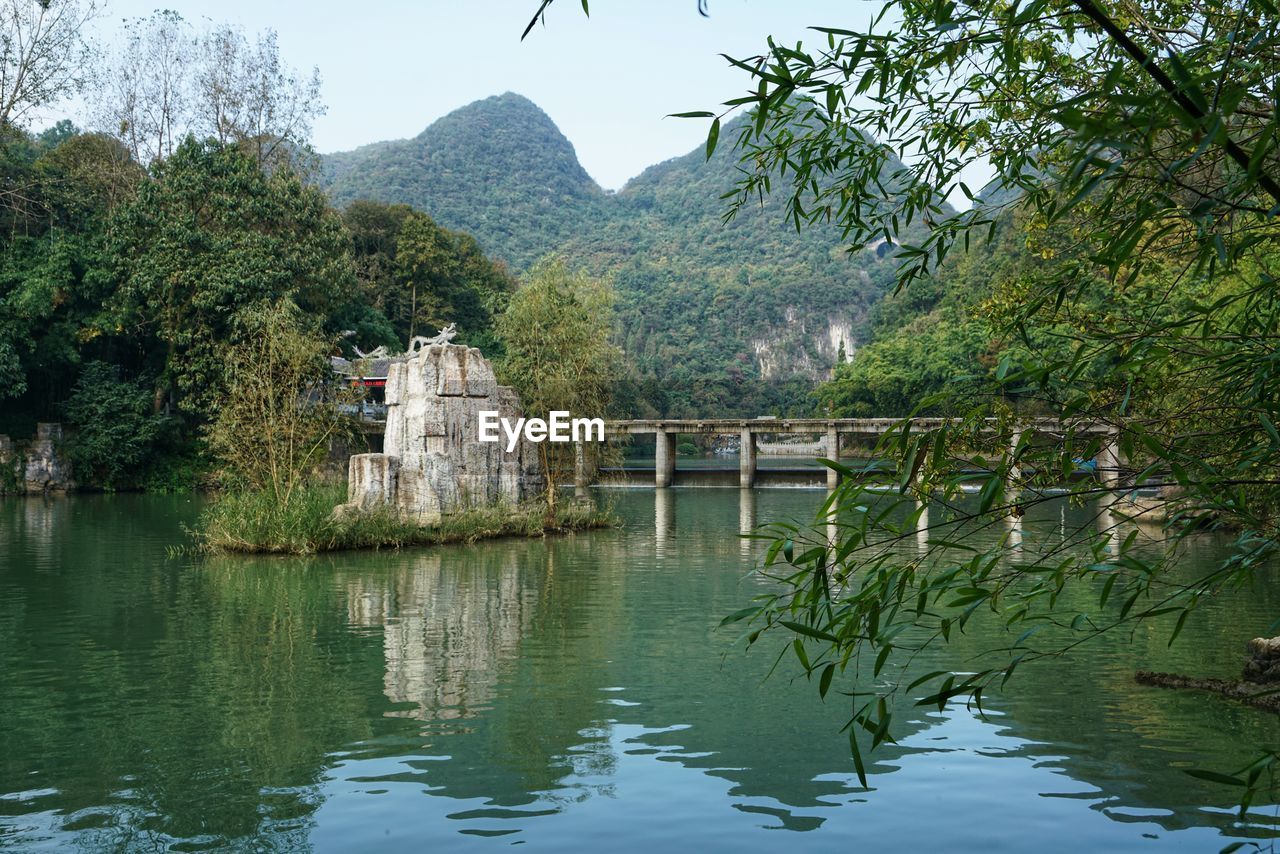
[351,323,458,360]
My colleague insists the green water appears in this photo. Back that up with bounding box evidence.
[0,490,1277,851]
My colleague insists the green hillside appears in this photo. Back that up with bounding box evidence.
[323,93,606,272]
[320,93,927,417]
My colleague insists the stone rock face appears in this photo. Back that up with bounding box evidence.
[1244,636,1280,684]
[0,423,75,495]
[0,435,13,494]
[24,423,75,494]
[338,344,544,524]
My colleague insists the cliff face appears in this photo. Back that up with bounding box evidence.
[750,311,858,381]
[339,343,544,524]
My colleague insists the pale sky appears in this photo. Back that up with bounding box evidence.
[66,1,991,198]
[68,1,843,189]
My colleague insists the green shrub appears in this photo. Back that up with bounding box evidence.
[140,444,213,493]
[62,362,169,489]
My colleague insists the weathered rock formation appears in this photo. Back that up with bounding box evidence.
[0,434,12,494]
[0,423,75,495]
[337,343,544,524]
[1243,636,1280,684]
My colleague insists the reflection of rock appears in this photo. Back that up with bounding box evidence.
[1135,670,1280,713]
[1134,636,1280,714]
[338,344,545,524]
[346,551,537,722]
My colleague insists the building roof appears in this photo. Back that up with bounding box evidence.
[330,355,394,380]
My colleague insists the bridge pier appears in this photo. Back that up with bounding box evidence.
[825,425,840,490]
[1007,428,1023,498]
[655,430,676,488]
[739,428,756,488]
[1098,427,1123,490]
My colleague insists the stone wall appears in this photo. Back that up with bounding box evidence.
[337,344,544,524]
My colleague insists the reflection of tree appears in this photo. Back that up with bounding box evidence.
[0,497,382,848]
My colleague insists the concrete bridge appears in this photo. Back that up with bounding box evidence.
[585,417,1120,490]
[362,414,1120,491]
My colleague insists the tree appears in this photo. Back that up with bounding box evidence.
[525,0,1280,797]
[92,10,192,165]
[714,0,1280,790]
[204,299,349,505]
[0,126,129,429]
[192,24,324,168]
[110,138,353,419]
[93,13,323,168]
[496,257,620,509]
[0,0,99,130]
[62,361,167,488]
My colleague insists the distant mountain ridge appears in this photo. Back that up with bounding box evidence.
[319,92,920,417]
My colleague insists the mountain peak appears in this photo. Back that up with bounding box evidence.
[324,93,603,269]
[414,91,547,138]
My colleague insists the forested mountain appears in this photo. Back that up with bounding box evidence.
[323,94,607,273]
[320,93,927,417]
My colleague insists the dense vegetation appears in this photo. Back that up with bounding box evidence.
[817,200,1033,417]
[341,199,516,355]
[0,127,514,491]
[321,93,930,417]
[324,93,607,272]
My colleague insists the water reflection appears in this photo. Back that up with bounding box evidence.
[0,491,1277,851]
[346,551,537,724]
[654,487,674,559]
[916,499,929,553]
[738,488,755,558]
[1006,507,1024,559]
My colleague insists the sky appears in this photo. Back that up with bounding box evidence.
[71,0,885,191]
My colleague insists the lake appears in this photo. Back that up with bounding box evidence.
[1,489,1277,851]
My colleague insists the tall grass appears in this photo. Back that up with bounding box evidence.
[194,483,616,555]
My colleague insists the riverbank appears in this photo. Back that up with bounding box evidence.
[192,484,616,555]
